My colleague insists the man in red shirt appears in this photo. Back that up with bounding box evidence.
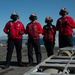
[42,16,56,57]
[3,12,25,69]
[56,8,75,48]
[25,13,43,66]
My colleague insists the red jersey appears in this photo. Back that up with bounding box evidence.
[56,16,75,36]
[26,21,43,40]
[3,20,25,39]
[43,25,56,42]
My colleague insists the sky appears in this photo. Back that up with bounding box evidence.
[1,0,75,37]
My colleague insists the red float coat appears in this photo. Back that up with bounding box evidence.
[3,20,25,39]
[26,21,43,40]
[56,16,75,36]
[42,25,56,42]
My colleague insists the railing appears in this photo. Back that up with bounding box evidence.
[23,46,75,75]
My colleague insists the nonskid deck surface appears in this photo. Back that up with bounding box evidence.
[0,46,48,75]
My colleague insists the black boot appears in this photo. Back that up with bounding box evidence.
[18,62,25,67]
[2,65,9,69]
[25,62,33,67]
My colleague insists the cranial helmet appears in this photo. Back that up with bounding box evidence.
[10,12,19,19]
[45,16,53,23]
[29,13,37,21]
[59,8,68,16]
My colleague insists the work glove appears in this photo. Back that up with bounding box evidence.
[7,31,12,35]
[19,31,22,35]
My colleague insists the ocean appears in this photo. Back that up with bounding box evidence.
[40,37,75,46]
[40,37,58,46]
[73,37,75,45]
[0,37,75,47]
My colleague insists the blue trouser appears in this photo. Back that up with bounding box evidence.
[27,39,42,64]
[44,41,54,57]
[5,38,22,65]
[59,34,73,48]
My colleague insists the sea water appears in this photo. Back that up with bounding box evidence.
[40,37,75,46]
[0,37,75,47]
[40,37,58,46]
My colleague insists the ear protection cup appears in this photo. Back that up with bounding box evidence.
[10,15,19,19]
[59,11,68,16]
[29,13,37,20]
[59,8,69,16]
[45,17,53,23]
[29,16,37,20]
[50,19,53,22]
[10,12,19,19]
[45,19,53,23]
